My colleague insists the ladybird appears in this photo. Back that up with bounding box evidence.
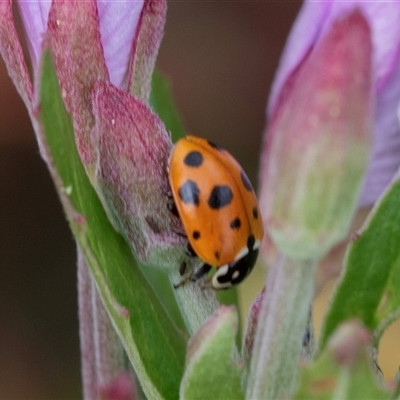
[168,135,264,289]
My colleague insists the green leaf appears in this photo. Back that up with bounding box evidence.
[150,70,185,143]
[295,322,390,400]
[38,49,185,399]
[139,266,187,333]
[180,306,244,400]
[320,178,400,349]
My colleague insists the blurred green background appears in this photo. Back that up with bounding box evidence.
[1,2,398,399]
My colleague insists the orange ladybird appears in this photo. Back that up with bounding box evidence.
[168,135,264,289]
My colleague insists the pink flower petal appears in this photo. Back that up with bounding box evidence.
[17,1,145,89]
[359,58,400,206]
[97,1,144,88]
[16,0,51,72]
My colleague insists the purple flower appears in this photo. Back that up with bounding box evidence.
[267,1,400,207]
[17,0,143,87]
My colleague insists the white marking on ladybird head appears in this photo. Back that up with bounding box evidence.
[254,240,261,250]
[232,270,240,280]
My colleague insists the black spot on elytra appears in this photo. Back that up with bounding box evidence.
[192,263,212,281]
[230,218,241,229]
[207,140,225,151]
[241,170,253,192]
[192,230,201,240]
[208,185,233,209]
[215,250,221,260]
[253,207,259,219]
[184,151,203,167]
[247,234,255,250]
[178,180,200,206]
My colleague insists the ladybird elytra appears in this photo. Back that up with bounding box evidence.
[168,135,264,289]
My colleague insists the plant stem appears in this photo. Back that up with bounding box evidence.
[169,266,219,334]
[78,249,97,399]
[246,253,318,399]
[78,248,126,399]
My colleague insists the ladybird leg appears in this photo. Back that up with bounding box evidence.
[191,263,212,282]
[174,263,212,289]
[173,274,192,289]
[167,196,179,218]
[173,261,193,289]
[162,189,180,218]
[173,229,187,238]
[185,242,197,258]
[160,188,180,217]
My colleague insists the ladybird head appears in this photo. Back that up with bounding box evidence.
[211,248,260,290]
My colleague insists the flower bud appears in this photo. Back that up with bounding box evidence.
[327,320,371,367]
[259,11,373,261]
[99,372,138,400]
[180,306,241,400]
[92,80,185,267]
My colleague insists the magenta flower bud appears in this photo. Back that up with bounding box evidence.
[259,11,373,260]
[92,81,183,266]
[268,2,400,207]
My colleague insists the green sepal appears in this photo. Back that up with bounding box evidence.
[37,48,185,399]
[180,306,244,400]
[320,177,400,349]
[217,288,241,346]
